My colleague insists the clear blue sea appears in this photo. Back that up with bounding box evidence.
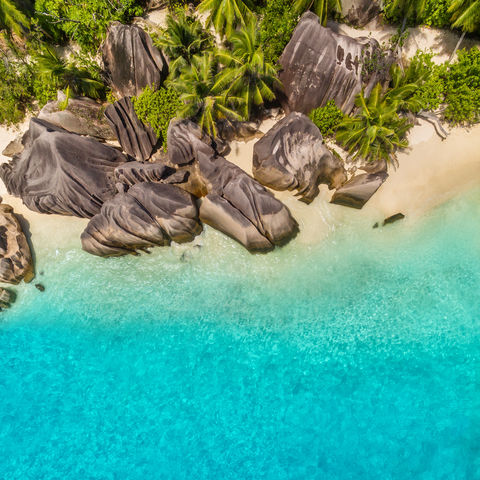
[1,188,479,479]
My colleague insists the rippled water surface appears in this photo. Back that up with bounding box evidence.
[1,189,479,479]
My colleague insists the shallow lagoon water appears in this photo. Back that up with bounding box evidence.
[1,189,479,479]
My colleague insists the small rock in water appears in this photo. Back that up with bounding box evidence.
[383,213,405,226]
[372,222,379,229]
[35,283,45,292]
[0,287,15,309]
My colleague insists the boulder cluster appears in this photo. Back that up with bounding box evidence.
[0,11,391,267]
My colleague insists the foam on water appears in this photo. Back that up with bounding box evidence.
[1,189,479,479]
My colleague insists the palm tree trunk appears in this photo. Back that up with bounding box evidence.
[449,31,466,63]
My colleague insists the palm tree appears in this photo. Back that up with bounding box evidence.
[336,83,413,166]
[169,54,242,138]
[155,9,213,79]
[294,0,342,26]
[34,47,105,99]
[198,0,254,37]
[387,0,426,31]
[449,0,480,60]
[0,0,30,37]
[217,19,278,120]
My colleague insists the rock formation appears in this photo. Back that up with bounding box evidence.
[0,118,128,218]
[165,120,298,252]
[0,288,14,309]
[105,97,158,161]
[114,161,187,190]
[341,0,382,27]
[101,22,168,98]
[331,171,388,209]
[0,203,34,284]
[278,12,384,114]
[252,113,347,203]
[38,92,115,140]
[81,182,202,257]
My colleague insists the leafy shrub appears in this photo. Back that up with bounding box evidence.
[0,54,34,124]
[132,85,182,148]
[383,0,453,28]
[392,50,445,113]
[259,0,299,63]
[34,0,145,51]
[309,100,345,137]
[443,47,480,124]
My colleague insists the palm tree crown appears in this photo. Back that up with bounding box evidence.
[336,83,413,166]
[169,54,242,138]
[198,0,254,37]
[449,0,480,33]
[294,0,342,26]
[0,0,30,37]
[155,9,213,79]
[217,19,278,119]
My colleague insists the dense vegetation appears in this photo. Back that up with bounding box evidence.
[2,0,480,165]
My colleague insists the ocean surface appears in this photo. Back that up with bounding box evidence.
[0,188,479,479]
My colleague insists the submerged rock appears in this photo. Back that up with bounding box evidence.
[0,118,128,218]
[253,113,347,203]
[341,0,382,27]
[278,12,384,114]
[105,97,158,161]
[0,287,14,309]
[383,213,405,226]
[35,283,45,292]
[331,171,388,209]
[38,92,115,141]
[0,203,34,284]
[101,22,168,98]
[81,182,202,257]
[165,120,298,252]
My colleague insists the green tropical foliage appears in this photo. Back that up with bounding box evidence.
[0,0,30,37]
[449,0,480,32]
[132,85,182,148]
[443,47,480,123]
[294,0,341,26]
[336,84,413,165]
[309,100,345,137]
[34,0,144,50]
[154,8,213,79]
[259,0,299,63]
[198,0,253,37]
[34,46,105,99]
[384,0,452,27]
[217,19,277,119]
[169,54,242,138]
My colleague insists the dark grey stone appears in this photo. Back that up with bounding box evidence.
[253,112,347,203]
[278,12,384,114]
[105,97,158,161]
[331,171,388,209]
[101,22,168,98]
[81,182,202,257]
[0,118,128,218]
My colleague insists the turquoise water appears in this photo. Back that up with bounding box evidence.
[1,189,479,479]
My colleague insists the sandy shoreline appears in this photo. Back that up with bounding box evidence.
[1,117,479,255]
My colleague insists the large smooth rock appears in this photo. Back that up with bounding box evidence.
[278,12,383,114]
[81,182,202,257]
[38,92,115,140]
[0,203,34,284]
[165,120,298,252]
[114,161,187,189]
[331,171,388,209]
[101,22,168,98]
[0,119,128,218]
[253,113,347,203]
[105,97,158,161]
[341,0,382,27]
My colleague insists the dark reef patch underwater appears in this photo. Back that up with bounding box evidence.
[1,188,479,479]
